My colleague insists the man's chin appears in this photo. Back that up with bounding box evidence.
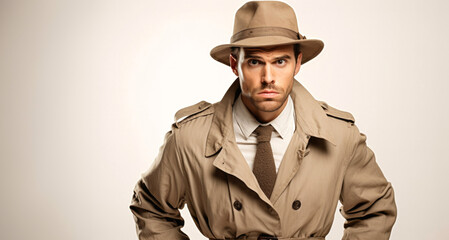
[254,102,285,113]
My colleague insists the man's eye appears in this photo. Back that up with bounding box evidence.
[277,59,286,65]
[248,59,260,66]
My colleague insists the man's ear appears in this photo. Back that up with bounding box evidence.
[230,54,239,77]
[294,52,303,75]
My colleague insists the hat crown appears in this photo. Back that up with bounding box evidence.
[233,1,299,36]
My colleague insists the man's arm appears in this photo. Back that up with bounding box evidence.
[339,125,397,240]
[130,130,189,240]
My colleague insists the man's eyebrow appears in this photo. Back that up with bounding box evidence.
[244,54,292,60]
[274,55,291,60]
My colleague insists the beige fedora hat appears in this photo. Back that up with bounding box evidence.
[210,1,324,66]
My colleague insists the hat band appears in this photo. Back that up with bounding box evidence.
[231,27,301,43]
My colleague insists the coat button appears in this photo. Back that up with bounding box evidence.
[233,200,242,211]
[292,200,301,210]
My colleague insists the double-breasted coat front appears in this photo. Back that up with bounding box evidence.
[130,80,397,240]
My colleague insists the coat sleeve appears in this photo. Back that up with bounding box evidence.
[339,125,397,240]
[130,129,189,240]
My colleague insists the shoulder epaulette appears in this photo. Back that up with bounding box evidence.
[319,101,355,123]
[174,101,213,127]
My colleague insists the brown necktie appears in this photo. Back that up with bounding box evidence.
[253,125,276,199]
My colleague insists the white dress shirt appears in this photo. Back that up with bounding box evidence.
[232,94,296,173]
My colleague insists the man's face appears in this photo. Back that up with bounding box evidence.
[230,45,302,122]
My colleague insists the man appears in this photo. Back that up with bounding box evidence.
[130,1,397,240]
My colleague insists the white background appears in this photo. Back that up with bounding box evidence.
[1,0,448,239]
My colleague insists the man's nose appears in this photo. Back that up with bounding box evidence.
[262,64,275,84]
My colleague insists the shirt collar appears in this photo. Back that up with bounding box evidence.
[233,94,295,139]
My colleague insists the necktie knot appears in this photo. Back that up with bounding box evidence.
[255,125,274,142]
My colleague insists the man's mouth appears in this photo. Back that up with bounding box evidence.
[258,90,279,97]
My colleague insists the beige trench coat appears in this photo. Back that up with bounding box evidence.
[130,80,397,240]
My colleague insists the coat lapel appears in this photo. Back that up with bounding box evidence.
[212,139,272,204]
[205,80,238,157]
[289,80,336,146]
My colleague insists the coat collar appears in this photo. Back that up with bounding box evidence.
[205,79,336,157]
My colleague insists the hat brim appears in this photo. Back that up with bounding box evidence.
[210,36,324,66]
